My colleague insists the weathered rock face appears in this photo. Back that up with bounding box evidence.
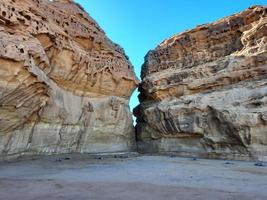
[135,6,267,160]
[0,0,138,159]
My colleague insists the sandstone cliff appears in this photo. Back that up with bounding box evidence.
[0,0,138,159]
[135,6,267,160]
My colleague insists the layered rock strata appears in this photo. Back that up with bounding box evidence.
[135,6,267,160]
[0,0,138,159]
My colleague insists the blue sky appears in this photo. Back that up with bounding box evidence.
[75,0,266,112]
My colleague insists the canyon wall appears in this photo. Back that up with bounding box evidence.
[0,0,138,159]
[135,6,267,160]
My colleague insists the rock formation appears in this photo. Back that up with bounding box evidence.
[0,0,138,159]
[135,6,267,160]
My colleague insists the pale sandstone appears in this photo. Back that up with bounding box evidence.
[135,6,267,160]
[0,0,138,159]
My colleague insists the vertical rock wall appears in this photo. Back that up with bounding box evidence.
[135,6,267,160]
[0,0,139,159]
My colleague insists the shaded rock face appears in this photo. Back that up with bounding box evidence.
[0,0,138,159]
[135,6,267,160]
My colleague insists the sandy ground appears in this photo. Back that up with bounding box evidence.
[0,154,267,200]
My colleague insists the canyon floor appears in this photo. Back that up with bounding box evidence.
[0,154,266,200]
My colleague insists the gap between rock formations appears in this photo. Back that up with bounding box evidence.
[0,1,266,162]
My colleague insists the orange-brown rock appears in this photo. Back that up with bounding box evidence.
[135,6,267,161]
[0,0,138,159]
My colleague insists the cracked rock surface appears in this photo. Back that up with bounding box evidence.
[135,6,267,161]
[0,0,139,159]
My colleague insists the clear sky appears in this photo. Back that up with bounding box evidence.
[75,0,266,112]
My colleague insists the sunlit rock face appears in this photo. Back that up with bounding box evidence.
[135,6,267,160]
[0,0,139,159]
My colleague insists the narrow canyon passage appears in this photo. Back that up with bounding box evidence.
[0,1,267,200]
[0,0,266,162]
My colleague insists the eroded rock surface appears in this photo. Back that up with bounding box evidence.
[0,0,138,159]
[135,6,267,160]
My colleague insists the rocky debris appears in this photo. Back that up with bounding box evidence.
[0,0,139,160]
[135,6,267,161]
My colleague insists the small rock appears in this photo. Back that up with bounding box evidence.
[254,162,266,167]
[94,156,103,160]
[119,155,129,159]
[55,158,62,162]
[191,157,198,161]
[224,162,234,165]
